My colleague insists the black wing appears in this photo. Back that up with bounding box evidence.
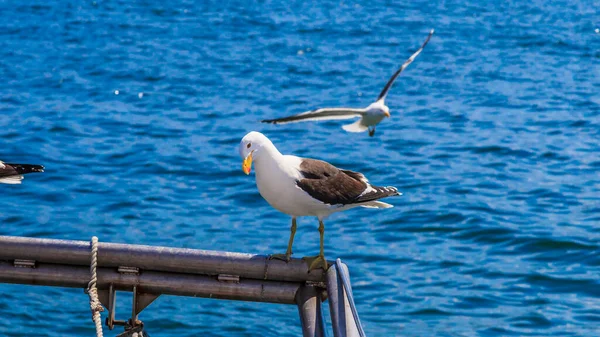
[377,29,435,102]
[0,163,44,178]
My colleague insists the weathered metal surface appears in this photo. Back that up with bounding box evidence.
[295,285,326,337]
[0,261,302,304]
[0,236,326,282]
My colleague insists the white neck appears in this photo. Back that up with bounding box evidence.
[253,140,283,165]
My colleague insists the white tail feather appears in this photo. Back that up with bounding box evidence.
[360,201,393,209]
[0,176,24,184]
[342,119,369,133]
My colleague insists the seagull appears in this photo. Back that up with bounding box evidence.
[239,131,400,271]
[261,29,434,137]
[0,161,44,184]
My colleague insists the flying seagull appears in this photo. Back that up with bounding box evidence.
[239,131,400,271]
[261,29,434,137]
[0,161,44,184]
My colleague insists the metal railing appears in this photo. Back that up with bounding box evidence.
[0,235,364,337]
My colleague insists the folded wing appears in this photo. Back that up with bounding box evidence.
[296,159,400,206]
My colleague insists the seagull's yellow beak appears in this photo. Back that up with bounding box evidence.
[242,151,253,175]
[384,110,391,118]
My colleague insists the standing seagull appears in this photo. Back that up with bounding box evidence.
[261,29,434,137]
[239,131,400,271]
[0,161,44,184]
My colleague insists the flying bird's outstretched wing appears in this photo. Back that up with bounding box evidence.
[376,29,435,103]
[261,108,366,125]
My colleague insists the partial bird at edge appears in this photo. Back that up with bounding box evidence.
[0,161,45,184]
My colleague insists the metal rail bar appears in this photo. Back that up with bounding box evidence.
[0,261,302,304]
[0,236,326,282]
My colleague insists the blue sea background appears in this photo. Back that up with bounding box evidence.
[1,0,599,336]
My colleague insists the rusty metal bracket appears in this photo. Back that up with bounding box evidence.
[98,283,159,331]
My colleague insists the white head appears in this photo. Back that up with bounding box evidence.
[367,101,391,118]
[238,131,275,175]
[382,105,390,118]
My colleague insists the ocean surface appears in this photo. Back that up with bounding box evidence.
[1,1,599,336]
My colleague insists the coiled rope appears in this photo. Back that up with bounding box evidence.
[87,236,104,337]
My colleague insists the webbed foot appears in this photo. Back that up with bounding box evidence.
[302,254,328,271]
[269,253,292,262]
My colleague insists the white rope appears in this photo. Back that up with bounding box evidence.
[87,236,104,337]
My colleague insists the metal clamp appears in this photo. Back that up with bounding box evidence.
[218,274,240,283]
[14,259,36,268]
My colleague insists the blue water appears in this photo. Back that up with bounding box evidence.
[1,1,599,336]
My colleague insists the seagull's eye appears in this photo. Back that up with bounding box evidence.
[246,143,251,149]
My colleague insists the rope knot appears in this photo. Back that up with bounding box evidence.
[90,299,104,313]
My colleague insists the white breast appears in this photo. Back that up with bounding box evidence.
[362,102,388,126]
[254,155,332,217]
[362,112,386,126]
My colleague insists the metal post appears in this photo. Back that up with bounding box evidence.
[295,285,326,337]
[326,263,360,337]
